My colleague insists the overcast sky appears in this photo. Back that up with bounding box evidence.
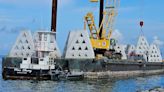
[0,0,164,56]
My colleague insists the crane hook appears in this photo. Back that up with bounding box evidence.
[140,21,144,27]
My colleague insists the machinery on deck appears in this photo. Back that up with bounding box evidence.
[85,0,121,59]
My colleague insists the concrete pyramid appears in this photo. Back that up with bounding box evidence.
[148,44,162,62]
[9,31,35,57]
[127,45,136,56]
[114,44,127,59]
[136,35,149,54]
[64,30,95,59]
[135,35,149,61]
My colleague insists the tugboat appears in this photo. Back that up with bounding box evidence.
[2,31,61,80]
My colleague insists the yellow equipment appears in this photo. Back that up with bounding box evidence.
[90,0,99,2]
[85,0,120,59]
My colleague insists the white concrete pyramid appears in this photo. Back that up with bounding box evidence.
[9,31,35,57]
[114,44,127,59]
[148,44,162,62]
[64,30,95,59]
[136,35,149,54]
[135,35,149,61]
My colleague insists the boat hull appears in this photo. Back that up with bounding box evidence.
[2,57,164,80]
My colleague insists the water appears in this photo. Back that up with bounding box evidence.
[1,58,164,92]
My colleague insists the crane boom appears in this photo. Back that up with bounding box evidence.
[85,0,120,59]
[51,0,58,33]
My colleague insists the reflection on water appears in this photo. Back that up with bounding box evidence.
[112,76,164,92]
[1,59,164,92]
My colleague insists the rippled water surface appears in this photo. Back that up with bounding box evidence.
[1,58,164,92]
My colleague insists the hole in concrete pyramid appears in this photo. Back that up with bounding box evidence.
[27,46,31,50]
[76,40,79,44]
[25,40,28,43]
[141,42,143,45]
[72,47,75,50]
[80,33,83,37]
[85,54,88,57]
[85,47,88,50]
[26,53,29,56]
[82,40,86,43]
[155,51,157,53]
[139,47,141,49]
[78,47,82,50]
[22,46,24,49]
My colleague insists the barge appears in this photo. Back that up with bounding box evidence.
[1,24,163,81]
[2,57,164,80]
[2,0,164,80]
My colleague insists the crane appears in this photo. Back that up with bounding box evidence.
[51,0,58,33]
[85,0,121,59]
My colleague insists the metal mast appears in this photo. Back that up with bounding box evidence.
[51,0,58,33]
[99,0,104,38]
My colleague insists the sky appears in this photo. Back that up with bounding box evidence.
[0,0,164,56]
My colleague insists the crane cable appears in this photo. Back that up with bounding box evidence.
[139,0,145,35]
